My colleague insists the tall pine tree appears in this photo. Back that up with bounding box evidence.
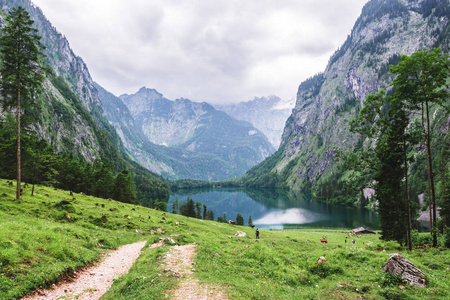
[0,6,49,200]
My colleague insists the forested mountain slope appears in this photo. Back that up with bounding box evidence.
[243,0,450,201]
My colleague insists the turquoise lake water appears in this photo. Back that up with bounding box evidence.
[168,188,380,230]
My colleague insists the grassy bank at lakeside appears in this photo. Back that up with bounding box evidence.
[1,178,449,299]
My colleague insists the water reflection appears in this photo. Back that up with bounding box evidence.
[168,188,380,230]
[254,208,325,225]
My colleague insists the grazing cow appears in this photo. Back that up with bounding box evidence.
[229,220,235,225]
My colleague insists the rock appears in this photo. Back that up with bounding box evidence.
[166,237,176,244]
[235,231,246,237]
[173,271,182,278]
[383,253,427,287]
[317,256,326,264]
[135,229,144,235]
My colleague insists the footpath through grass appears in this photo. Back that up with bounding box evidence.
[1,178,449,299]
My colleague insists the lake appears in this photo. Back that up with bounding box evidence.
[168,188,380,230]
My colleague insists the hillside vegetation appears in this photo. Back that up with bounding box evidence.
[1,178,449,299]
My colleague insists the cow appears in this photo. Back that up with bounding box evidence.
[229,220,236,225]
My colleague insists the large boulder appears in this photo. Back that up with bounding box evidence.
[383,253,427,287]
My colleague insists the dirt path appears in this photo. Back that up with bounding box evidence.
[21,240,147,300]
[163,243,229,300]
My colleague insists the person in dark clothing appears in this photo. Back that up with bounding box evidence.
[255,228,259,239]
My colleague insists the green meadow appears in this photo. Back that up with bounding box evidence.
[0,178,449,299]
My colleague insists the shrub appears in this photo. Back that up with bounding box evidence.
[411,230,432,246]
[444,227,450,248]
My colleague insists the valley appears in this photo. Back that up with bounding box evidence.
[0,0,449,299]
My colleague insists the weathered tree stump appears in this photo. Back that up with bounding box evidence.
[383,253,427,287]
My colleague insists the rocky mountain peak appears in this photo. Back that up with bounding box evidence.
[270,0,450,191]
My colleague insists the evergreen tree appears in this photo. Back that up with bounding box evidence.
[236,213,244,226]
[30,139,58,195]
[348,90,418,246]
[195,201,202,219]
[93,163,114,199]
[203,204,207,220]
[186,197,196,218]
[172,197,179,214]
[248,215,253,227]
[0,6,49,200]
[390,48,450,246]
[0,113,21,179]
[374,99,409,244]
[206,210,214,221]
[113,170,137,204]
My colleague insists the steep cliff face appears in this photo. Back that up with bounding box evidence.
[215,96,294,149]
[0,0,113,163]
[274,0,450,190]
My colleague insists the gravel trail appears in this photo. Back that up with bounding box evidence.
[21,240,147,300]
[163,244,229,300]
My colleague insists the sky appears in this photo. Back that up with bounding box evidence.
[32,0,368,105]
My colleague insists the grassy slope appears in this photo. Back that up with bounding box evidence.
[0,178,449,300]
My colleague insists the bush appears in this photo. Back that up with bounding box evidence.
[411,230,432,246]
[444,227,450,248]
[381,272,404,287]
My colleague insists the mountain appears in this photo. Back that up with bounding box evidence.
[98,86,275,181]
[0,0,169,203]
[215,96,294,149]
[242,0,450,197]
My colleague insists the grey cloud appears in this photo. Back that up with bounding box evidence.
[32,0,368,103]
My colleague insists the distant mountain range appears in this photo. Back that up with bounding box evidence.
[0,0,280,183]
[215,96,294,148]
[98,85,275,181]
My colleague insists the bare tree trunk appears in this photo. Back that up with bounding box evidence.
[421,103,433,234]
[404,137,412,251]
[425,100,437,247]
[16,85,21,201]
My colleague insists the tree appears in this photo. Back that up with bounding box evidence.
[236,213,244,226]
[184,197,196,218]
[172,197,179,214]
[203,204,207,220]
[113,170,137,204]
[206,210,214,221]
[248,215,253,227]
[0,6,49,200]
[348,91,418,247]
[374,99,409,244]
[195,201,202,219]
[390,48,450,247]
[92,163,114,199]
[30,139,58,195]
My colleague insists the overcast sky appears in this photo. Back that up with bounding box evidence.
[32,0,368,105]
